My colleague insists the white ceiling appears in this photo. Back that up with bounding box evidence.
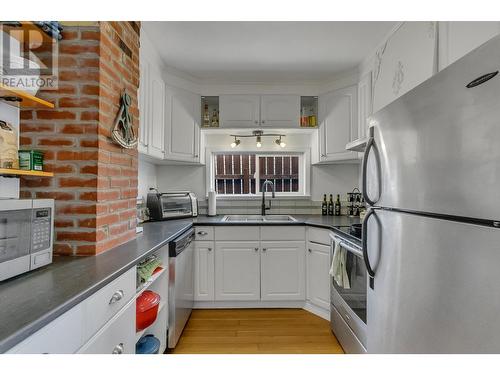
[142,21,396,83]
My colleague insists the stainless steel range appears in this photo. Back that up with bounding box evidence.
[329,229,367,354]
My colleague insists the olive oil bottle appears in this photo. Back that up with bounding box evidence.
[328,194,334,216]
[321,194,328,216]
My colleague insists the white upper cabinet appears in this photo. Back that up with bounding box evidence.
[148,67,166,159]
[138,32,167,160]
[260,241,305,301]
[138,59,166,159]
[317,84,358,163]
[438,22,500,71]
[165,85,201,163]
[372,22,437,113]
[138,60,149,154]
[260,95,300,128]
[357,72,372,141]
[219,94,301,128]
[219,95,260,127]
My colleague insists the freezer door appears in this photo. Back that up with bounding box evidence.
[364,34,500,221]
[366,209,500,353]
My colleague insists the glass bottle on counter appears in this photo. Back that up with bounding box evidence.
[334,194,341,216]
[321,194,328,216]
[328,194,334,216]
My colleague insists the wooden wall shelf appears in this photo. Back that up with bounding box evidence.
[0,83,54,108]
[1,21,55,47]
[0,168,54,177]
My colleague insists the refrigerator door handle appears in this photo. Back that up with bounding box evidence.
[362,208,377,289]
[362,133,382,206]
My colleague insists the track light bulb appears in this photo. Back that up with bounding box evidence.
[275,136,286,148]
[230,137,240,148]
[256,135,262,148]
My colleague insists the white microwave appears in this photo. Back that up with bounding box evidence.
[0,199,54,282]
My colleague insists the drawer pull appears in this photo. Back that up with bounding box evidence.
[109,290,124,305]
[262,248,267,252]
[254,247,259,252]
[112,343,124,354]
[208,247,212,252]
[308,248,312,252]
[197,231,208,236]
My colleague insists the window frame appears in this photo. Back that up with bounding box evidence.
[206,147,311,199]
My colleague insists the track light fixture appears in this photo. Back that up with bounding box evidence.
[275,136,286,148]
[229,130,286,149]
[230,136,241,148]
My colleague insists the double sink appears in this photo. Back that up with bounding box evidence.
[221,215,298,223]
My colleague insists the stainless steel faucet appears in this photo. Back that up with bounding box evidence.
[261,180,275,216]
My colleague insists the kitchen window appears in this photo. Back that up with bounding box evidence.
[210,152,308,196]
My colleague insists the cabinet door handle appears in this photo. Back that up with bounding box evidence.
[262,248,267,252]
[321,153,326,157]
[254,247,259,252]
[197,231,208,236]
[308,248,312,252]
[109,290,124,305]
[254,120,258,124]
[112,343,124,354]
[208,247,212,252]
[261,120,265,124]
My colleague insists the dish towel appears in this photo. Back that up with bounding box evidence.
[329,237,351,289]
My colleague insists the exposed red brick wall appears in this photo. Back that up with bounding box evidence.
[20,22,140,256]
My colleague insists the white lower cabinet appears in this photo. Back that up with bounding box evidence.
[78,299,136,354]
[306,242,331,310]
[82,267,136,341]
[194,240,215,301]
[7,304,84,354]
[215,241,260,301]
[261,241,305,301]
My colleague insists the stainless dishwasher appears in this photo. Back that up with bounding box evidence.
[167,228,195,348]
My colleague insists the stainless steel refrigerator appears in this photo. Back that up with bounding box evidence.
[362,35,500,353]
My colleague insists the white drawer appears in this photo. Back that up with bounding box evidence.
[83,266,136,341]
[260,226,305,241]
[307,227,332,246]
[7,304,84,354]
[79,299,136,354]
[195,226,214,241]
[215,226,260,241]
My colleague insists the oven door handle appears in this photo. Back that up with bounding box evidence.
[339,240,363,258]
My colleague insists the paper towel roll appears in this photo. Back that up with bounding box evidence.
[208,190,217,216]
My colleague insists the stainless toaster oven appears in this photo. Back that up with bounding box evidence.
[0,199,54,282]
[146,191,198,220]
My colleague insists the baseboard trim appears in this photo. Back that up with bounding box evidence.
[193,301,304,309]
[303,301,330,321]
[193,300,330,321]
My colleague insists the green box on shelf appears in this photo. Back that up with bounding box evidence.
[18,150,44,171]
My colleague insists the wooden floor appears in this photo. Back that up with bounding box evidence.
[168,309,344,354]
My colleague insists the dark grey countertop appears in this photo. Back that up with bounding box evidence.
[0,214,361,353]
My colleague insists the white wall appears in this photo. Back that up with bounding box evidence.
[137,159,157,200]
[311,164,360,201]
[156,164,206,199]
